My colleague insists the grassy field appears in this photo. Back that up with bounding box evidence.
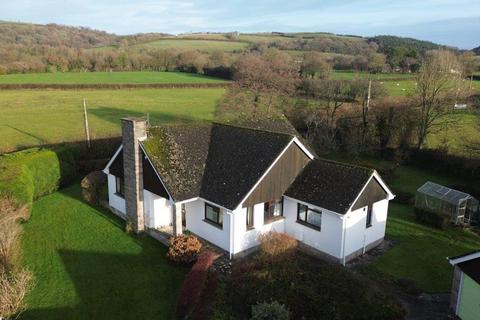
[0,71,229,84]
[331,71,415,81]
[137,39,248,52]
[0,88,223,153]
[21,185,185,319]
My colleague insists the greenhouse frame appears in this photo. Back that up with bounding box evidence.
[415,181,479,225]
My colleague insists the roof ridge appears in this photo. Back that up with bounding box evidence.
[315,158,375,173]
[212,121,296,138]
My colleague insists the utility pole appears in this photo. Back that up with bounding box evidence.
[83,98,91,148]
[366,79,372,112]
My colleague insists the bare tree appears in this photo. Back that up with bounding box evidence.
[232,50,299,111]
[300,52,332,79]
[413,50,465,149]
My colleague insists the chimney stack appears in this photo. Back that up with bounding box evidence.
[121,118,147,233]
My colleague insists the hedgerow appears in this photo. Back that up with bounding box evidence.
[0,148,76,206]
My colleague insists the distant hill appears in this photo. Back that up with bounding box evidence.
[0,21,458,74]
[473,46,480,55]
[369,35,448,55]
[0,21,118,48]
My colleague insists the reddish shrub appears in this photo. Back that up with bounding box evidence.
[176,250,215,319]
[259,232,298,257]
[167,234,202,264]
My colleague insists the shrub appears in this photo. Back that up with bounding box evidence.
[167,234,202,264]
[81,171,107,205]
[0,198,29,269]
[0,147,76,206]
[251,301,290,320]
[414,207,450,229]
[259,232,297,258]
[0,268,33,320]
[176,250,215,319]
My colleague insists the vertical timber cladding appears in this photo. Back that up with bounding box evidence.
[243,142,311,208]
[351,176,388,211]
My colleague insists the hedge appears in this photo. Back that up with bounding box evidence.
[0,147,76,205]
[414,207,450,229]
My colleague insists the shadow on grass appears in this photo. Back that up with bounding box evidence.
[88,106,205,127]
[21,185,185,320]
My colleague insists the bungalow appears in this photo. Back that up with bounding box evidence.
[103,118,395,263]
[448,250,480,320]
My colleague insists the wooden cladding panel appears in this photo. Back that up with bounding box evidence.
[351,177,388,211]
[243,143,310,207]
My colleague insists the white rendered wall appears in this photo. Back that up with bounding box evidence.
[185,199,231,252]
[107,174,126,216]
[143,189,172,229]
[231,202,285,254]
[343,199,389,257]
[283,197,344,259]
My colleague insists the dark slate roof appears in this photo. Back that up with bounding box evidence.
[285,159,374,214]
[142,122,293,209]
[458,257,480,284]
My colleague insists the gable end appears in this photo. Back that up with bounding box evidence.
[242,141,311,207]
[351,176,388,211]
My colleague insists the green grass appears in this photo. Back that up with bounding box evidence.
[0,71,229,84]
[370,203,480,293]
[21,184,185,319]
[331,71,415,81]
[137,39,248,53]
[0,88,224,153]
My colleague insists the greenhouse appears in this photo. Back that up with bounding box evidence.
[415,181,479,225]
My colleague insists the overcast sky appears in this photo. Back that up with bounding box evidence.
[1,0,479,49]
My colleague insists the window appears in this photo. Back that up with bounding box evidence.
[246,206,254,229]
[264,199,283,223]
[366,206,373,228]
[115,176,125,197]
[297,203,321,230]
[205,203,222,227]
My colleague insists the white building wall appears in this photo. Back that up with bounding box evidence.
[344,199,389,257]
[107,174,126,216]
[231,203,285,254]
[185,199,231,252]
[143,189,172,229]
[283,197,344,259]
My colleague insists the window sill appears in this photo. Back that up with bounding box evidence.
[366,224,373,229]
[203,219,223,230]
[296,220,321,231]
[264,216,285,225]
[246,226,255,231]
[114,193,125,199]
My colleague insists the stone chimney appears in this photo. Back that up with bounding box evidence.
[121,118,147,233]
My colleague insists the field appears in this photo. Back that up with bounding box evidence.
[0,71,229,84]
[0,88,223,153]
[21,184,185,319]
[135,39,248,53]
[331,71,415,81]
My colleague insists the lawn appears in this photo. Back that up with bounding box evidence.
[370,203,480,293]
[137,39,248,53]
[0,88,224,153]
[21,184,185,319]
[0,71,229,84]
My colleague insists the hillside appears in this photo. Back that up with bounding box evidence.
[0,21,118,48]
[0,21,453,75]
[473,46,480,55]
